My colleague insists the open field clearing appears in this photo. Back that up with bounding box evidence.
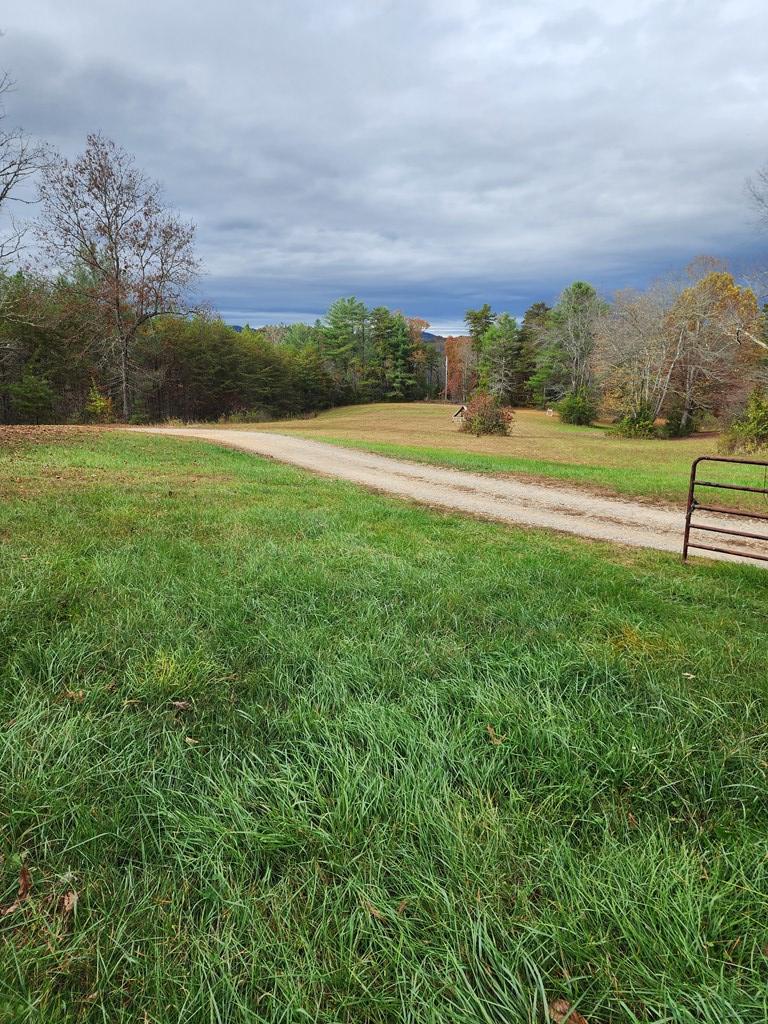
[1,429,768,1022]
[247,403,768,509]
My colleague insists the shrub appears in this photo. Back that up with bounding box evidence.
[557,390,597,426]
[612,404,657,438]
[659,405,696,439]
[459,392,514,436]
[82,381,116,423]
[217,408,272,424]
[719,387,768,454]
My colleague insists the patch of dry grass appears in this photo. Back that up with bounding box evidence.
[249,403,716,470]
[0,425,109,455]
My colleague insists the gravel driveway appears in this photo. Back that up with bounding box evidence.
[135,428,767,565]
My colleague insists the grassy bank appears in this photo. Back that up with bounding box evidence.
[252,403,768,508]
[1,430,767,1022]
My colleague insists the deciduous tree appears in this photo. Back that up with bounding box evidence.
[444,335,475,400]
[35,133,200,420]
[746,160,768,232]
[599,260,764,433]
[596,283,680,424]
[667,262,762,429]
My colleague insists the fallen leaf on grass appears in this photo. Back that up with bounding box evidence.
[1,864,32,916]
[486,724,506,745]
[18,864,31,900]
[549,998,589,1024]
[57,890,77,916]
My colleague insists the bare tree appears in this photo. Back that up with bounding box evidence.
[0,70,43,263]
[747,161,768,232]
[36,132,200,420]
[537,281,604,402]
[597,259,765,429]
[596,283,680,422]
[743,161,768,354]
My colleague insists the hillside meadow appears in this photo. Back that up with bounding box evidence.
[1,427,767,1022]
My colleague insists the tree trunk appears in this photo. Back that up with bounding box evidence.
[121,335,130,421]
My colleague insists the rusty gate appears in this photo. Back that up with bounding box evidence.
[682,455,768,563]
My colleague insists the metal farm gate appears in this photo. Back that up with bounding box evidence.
[682,456,768,564]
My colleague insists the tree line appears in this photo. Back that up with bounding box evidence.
[0,275,447,424]
[3,253,766,432]
[0,79,767,434]
[450,261,768,437]
[0,127,444,424]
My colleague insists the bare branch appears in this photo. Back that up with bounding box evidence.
[0,71,44,262]
[746,163,768,231]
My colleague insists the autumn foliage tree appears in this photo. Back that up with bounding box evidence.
[459,392,514,436]
[666,262,762,431]
[36,133,200,420]
[444,335,475,400]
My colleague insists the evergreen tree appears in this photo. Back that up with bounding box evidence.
[6,372,56,423]
[464,304,497,353]
[322,296,369,397]
[477,312,521,403]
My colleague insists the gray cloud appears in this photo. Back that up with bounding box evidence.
[2,0,766,327]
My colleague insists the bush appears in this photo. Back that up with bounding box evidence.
[82,381,116,423]
[612,404,657,438]
[557,390,597,426]
[719,387,768,454]
[659,405,696,439]
[217,408,272,424]
[459,392,514,436]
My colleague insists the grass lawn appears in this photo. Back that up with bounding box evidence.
[250,403,768,509]
[1,428,767,1022]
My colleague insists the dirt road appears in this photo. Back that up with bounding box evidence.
[135,428,767,565]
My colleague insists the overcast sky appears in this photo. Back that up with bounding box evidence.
[1,0,766,333]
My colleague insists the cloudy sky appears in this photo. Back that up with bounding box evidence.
[1,0,766,332]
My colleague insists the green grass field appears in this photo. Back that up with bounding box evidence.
[251,403,768,509]
[1,429,767,1022]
